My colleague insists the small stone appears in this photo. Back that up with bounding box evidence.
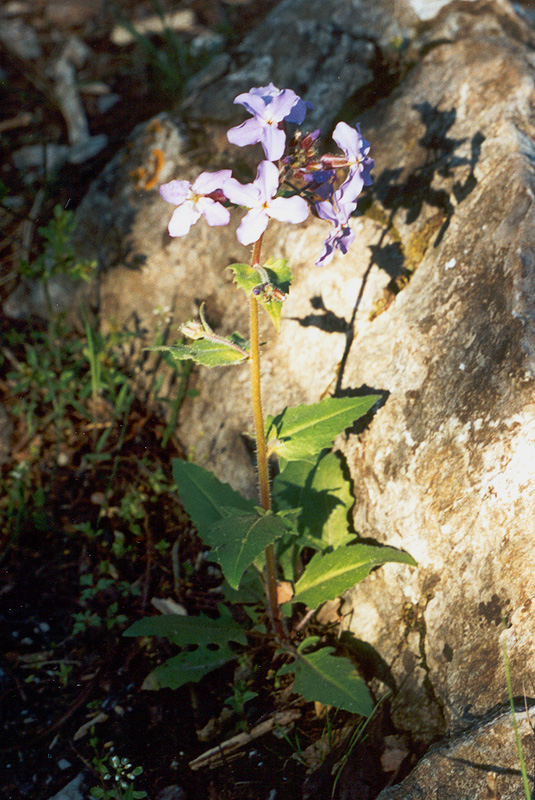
[156,785,187,800]
[0,19,41,59]
[45,773,84,800]
[37,622,50,633]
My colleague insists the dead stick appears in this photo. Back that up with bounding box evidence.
[188,709,301,771]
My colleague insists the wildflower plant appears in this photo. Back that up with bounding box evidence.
[125,84,415,715]
[90,739,146,800]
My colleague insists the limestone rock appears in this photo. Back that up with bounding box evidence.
[376,707,535,800]
[339,0,535,743]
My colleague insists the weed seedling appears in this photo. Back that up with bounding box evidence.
[89,737,147,800]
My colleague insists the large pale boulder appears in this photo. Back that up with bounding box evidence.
[68,0,535,794]
[339,0,535,744]
[376,706,535,800]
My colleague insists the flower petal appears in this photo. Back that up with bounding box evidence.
[167,202,200,237]
[254,161,279,203]
[268,195,309,224]
[196,197,231,227]
[266,89,300,122]
[261,125,287,161]
[236,207,269,245]
[193,170,232,194]
[224,177,261,207]
[233,92,270,119]
[332,121,361,159]
[285,98,314,125]
[227,118,264,148]
[160,180,190,205]
[338,170,364,203]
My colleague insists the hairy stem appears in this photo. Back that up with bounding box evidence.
[249,235,283,638]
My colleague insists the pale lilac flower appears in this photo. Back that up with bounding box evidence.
[160,170,231,237]
[315,224,355,267]
[331,121,374,202]
[224,160,309,246]
[227,84,312,161]
[315,188,357,267]
[247,84,313,124]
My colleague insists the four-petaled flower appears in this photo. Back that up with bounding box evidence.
[160,170,232,237]
[227,83,313,162]
[330,121,374,202]
[224,161,309,246]
[314,189,357,267]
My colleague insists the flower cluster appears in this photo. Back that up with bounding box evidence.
[159,83,373,267]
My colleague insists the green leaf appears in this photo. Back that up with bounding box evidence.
[266,395,381,463]
[228,258,292,332]
[144,643,238,689]
[292,544,417,608]
[123,605,247,647]
[220,567,265,605]
[152,335,248,368]
[205,511,295,589]
[172,459,255,540]
[278,642,373,716]
[272,452,355,551]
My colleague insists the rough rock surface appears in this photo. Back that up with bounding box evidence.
[376,706,535,800]
[54,0,535,795]
[339,0,535,744]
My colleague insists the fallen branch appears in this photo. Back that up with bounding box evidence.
[188,708,301,770]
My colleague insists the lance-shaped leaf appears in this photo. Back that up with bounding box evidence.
[123,605,247,647]
[266,395,381,463]
[172,459,255,540]
[206,510,296,590]
[152,334,248,368]
[228,258,292,332]
[278,639,373,716]
[272,452,355,550]
[292,544,417,608]
[143,643,238,690]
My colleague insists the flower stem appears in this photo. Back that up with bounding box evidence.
[249,235,284,638]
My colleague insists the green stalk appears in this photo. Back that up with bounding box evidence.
[249,234,283,638]
[503,631,532,799]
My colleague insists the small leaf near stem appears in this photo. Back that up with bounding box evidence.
[249,234,284,639]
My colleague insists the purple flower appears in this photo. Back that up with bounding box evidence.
[315,224,355,267]
[160,170,231,236]
[315,187,357,267]
[227,84,312,162]
[224,160,309,246]
[332,121,374,202]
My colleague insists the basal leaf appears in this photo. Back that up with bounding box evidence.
[278,643,373,716]
[206,511,294,589]
[144,643,238,689]
[293,544,417,608]
[266,395,381,463]
[152,336,248,368]
[123,606,247,647]
[172,459,255,540]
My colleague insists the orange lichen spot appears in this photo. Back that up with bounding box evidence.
[143,148,165,190]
